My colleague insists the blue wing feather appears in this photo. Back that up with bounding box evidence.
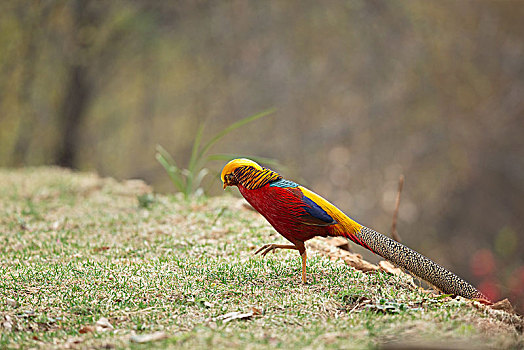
[301,195,336,225]
[293,187,337,226]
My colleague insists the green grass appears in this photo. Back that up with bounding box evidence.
[0,167,522,349]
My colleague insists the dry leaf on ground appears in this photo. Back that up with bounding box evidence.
[251,307,262,316]
[6,298,18,307]
[95,317,114,332]
[3,315,13,331]
[215,311,254,323]
[130,331,168,343]
[326,237,351,252]
[79,325,94,334]
[379,260,403,276]
[490,298,516,314]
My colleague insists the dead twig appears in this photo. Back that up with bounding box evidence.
[390,175,404,242]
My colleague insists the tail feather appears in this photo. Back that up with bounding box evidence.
[351,226,489,302]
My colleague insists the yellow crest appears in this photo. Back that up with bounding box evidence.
[221,159,263,182]
[221,158,281,190]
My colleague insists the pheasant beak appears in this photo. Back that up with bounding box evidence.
[223,182,227,190]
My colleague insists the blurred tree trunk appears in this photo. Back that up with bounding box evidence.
[55,64,91,168]
[54,0,94,168]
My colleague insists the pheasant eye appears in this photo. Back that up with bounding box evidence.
[225,174,235,183]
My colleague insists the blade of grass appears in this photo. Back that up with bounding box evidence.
[186,123,206,197]
[193,168,209,190]
[156,153,185,192]
[155,145,185,192]
[196,108,276,163]
[156,144,178,168]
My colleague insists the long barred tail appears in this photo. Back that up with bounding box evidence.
[351,226,489,302]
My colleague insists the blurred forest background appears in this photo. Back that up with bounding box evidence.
[1,1,523,310]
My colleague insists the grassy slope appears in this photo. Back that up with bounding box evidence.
[0,168,522,349]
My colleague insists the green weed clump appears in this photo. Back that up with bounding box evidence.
[156,109,278,199]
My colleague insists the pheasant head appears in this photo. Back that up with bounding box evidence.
[221,158,281,190]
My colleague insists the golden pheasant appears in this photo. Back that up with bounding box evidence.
[221,158,490,303]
